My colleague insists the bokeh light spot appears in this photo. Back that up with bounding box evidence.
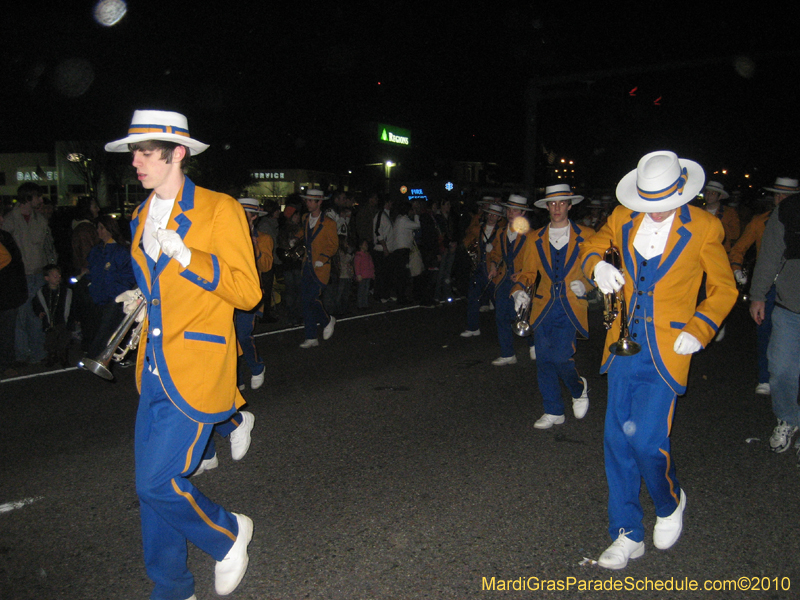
[94,0,127,27]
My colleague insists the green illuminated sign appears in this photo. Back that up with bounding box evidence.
[379,124,411,146]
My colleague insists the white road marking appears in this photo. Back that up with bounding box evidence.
[0,496,44,514]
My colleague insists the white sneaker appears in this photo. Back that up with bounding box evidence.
[193,454,218,477]
[460,329,480,337]
[250,369,265,390]
[215,513,253,595]
[653,489,686,550]
[534,413,565,429]
[769,419,799,453]
[491,356,517,366]
[229,411,255,461]
[529,346,537,360]
[715,324,726,342]
[572,376,589,419]
[323,316,336,340]
[755,382,771,395]
[238,383,246,391]
[479,305,491,313]
[299,339,319,348]
[598,529,645,570]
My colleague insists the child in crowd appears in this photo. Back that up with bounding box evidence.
[334,235,354,315]
[354,239,375,309]
[32,264,74,367]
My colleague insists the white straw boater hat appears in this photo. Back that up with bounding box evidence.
[763,177,800,195]
[105,110,209,155]
[502,194,534,212]
[704,180,729,200]
[534,183,584,209]
[482,202,505,217]
[302,189,326,201]
[237,197,267,216]
[616,150,705,213]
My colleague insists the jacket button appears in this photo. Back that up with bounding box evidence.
[152,299,160,306]
[153,328,161,337]
[646,317,653,323]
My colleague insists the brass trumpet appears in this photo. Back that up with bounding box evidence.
[79,298,146,381]
[276,244,306,263]
[601,244,641,356]
[513,271,541,337]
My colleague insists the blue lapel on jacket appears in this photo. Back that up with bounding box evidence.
[653,204,692,284]
[130,200,152,301]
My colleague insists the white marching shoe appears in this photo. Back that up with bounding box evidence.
[460,329,480,337]
[534,413,565,429]
[653,489,687,550]
[572,376,589,419]
[598,529,645,570]
[491,356,517,366]
[192,454,218,477]
[299,338,319,348]
[229,411,255,461]
[323,315,336,340]
[215,513,253,595]
[250,368,265,390]
[755,382,771,395]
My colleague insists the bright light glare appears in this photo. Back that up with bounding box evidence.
[93,0,127,27]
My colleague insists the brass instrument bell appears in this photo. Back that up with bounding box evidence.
[601,244,641,356]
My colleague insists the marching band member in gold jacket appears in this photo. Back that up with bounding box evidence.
[460,197,505,337]
[486,194,536,365]
[295,189,339,348]
[107,110,261,599]
[515,184,594,429]
[580,151,736,570]
[702,181,740,253]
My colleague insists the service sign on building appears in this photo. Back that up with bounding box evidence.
[378,124,411,147]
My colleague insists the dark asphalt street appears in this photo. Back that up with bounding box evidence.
[1,300,798,600]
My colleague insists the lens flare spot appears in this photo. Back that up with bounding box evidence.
[511,215,530,234]
[93,0,127,27]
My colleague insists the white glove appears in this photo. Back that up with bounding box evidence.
[673,332,702,355]
[485,243,493,253]
[314,260,324,268]
[569,280,586,297]
[512,289,530,312]
[734,270,747,285]
[154,229,192,267]
[115,288,145,323]
[594,261,625,294]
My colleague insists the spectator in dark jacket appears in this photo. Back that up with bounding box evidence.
[0,207,28,376]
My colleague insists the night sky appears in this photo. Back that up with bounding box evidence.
[2,2,799,191]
